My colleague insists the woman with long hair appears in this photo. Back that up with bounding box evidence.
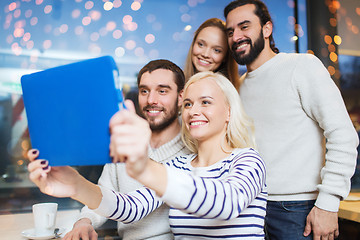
[184,18,240,89]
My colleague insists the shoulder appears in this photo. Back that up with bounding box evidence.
[230,148,266,168]
[165,153,195,171]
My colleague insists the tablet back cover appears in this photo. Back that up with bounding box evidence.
[21,56,119,166]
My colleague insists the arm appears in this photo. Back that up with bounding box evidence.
[294,54,358,238]
[64,164,118,240]
[161,150,266,220]
[295,54,358,210]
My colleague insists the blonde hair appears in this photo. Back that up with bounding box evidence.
[181,71,256,153]
[183,18,240,90]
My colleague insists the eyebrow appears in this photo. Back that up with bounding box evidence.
[226,20,251,32]
[138,84,172,89]
[183,96,214,102]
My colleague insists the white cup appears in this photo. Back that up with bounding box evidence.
[32,202,58,236]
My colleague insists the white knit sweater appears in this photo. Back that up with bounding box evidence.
[239,52,359,212]
[79,133,190,240]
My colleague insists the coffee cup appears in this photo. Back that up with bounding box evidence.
[32,202,58,236]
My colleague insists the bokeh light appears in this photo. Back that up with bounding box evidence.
[104,1,113,11]
[131,2,141,11]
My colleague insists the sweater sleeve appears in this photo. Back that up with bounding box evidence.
[294,54,359,212]
[93,185,164,223]
[78,164,117,228]
[161,150,266,220]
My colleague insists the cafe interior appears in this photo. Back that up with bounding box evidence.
[0,0,359,239]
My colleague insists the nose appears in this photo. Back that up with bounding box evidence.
[188,103,200,117]
[201,47,211,58]
[232,28,244,44]
[147,91,158,105]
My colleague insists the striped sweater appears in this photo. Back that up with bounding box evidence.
[95,148,267,239]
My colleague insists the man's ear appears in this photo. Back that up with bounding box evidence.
[178,90,184,107]
[263,21,273,38]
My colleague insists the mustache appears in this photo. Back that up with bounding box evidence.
[231,39,251,52]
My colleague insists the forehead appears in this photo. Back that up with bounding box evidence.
[139,69,177,88]
[196,26,227,47]
[226,4,259,28]
[185,78,224,99]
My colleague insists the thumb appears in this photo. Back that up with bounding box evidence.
[303,218,312,236]
[124,99,136,113]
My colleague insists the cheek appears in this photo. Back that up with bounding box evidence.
[212,54,226,67]
[138,96,147,108]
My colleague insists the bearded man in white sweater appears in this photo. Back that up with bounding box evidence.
[225,1,359,240]
[63,60,190,240]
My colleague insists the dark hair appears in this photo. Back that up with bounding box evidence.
[224,0,279,53]
[137,59,185,92]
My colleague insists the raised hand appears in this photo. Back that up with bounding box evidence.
[27,149,102,209]
[27,149,81,198]
[109,100,152,179]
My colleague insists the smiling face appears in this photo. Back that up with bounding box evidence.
[138,69,182,132]
[226,4,266,66]
[182,78,230,143]
[191,26,228,73]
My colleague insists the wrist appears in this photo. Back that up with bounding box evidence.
[75,218,92,226]
[136,160,167,196]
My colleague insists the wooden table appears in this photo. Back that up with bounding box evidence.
[0,209,80,239]
[339,192,360,223]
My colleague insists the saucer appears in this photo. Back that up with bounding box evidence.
[21,227,65,239]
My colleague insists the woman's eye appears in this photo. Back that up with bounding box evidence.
[184,102,192,108]
[214,48,221,53]
[202,100,211,105]
[197,42,204,47]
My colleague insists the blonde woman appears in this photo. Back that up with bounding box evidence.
[28,71,267,239]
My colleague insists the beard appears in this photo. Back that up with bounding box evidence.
[141,100,179,132]
[231,30,265,66]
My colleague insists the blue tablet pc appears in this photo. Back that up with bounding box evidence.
[21,56,122,166]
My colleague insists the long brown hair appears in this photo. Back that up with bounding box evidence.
[183,18,240,90]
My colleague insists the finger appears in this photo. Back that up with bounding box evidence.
[124,99,135,113]
[334,229,339,238]
[303,218,312,237]
[27,149,39,161]
[109,109,133,128]
[79,232,90,240]
[328,232,334,240]
[27,159,49,173]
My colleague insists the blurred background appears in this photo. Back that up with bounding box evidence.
[0,0,359,217]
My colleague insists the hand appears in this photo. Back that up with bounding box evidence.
[27,149,102,209]
[27,149,81,198]
[109,100,152,179]
[303,206,339,240]
[63,218,98,240]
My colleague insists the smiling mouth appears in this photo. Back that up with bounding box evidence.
[190,121,207,126]
[198,58,211,65]
[233,39,251,52]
